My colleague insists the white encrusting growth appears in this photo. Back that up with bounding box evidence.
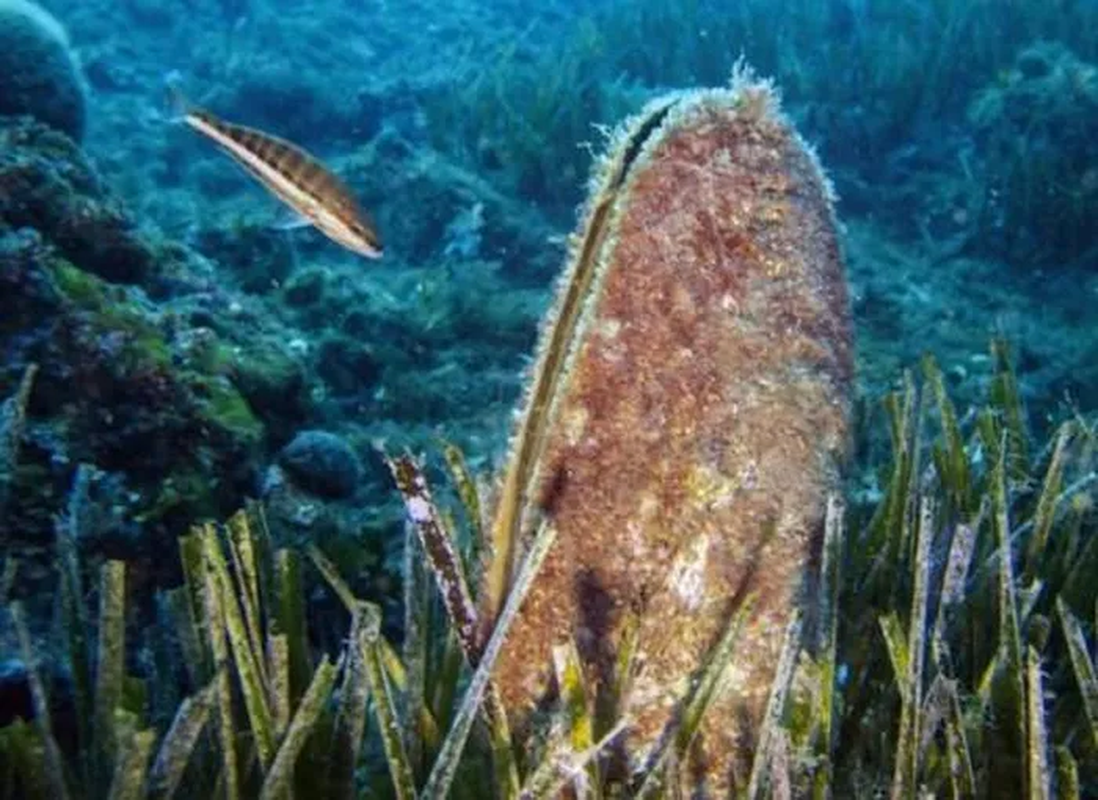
[667,533,710,611]
[404,494,434,526]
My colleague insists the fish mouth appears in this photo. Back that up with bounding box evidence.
[354,241,384,259]
[323,219,382,258]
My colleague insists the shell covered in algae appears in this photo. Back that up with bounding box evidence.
[486,72,853,790]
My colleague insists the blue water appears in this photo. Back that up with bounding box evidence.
[1,0,1097,795]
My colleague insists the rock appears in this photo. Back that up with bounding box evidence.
[316,336,381,398]
[0,118,158,285]
[968,42,1098,265]
[0,208,267,562]
[229,341,307,440]
[278,430,363,500]
[0,0,87,141]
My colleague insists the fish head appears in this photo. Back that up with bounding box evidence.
[319,209,383,259]
[347,216,383,259]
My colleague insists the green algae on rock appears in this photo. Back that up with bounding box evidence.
[483,71,853,788]
[0,119,158,285]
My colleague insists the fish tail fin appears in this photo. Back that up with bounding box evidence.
[163,71,195,123]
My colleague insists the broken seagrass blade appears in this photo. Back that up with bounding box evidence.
[482,66,854,792]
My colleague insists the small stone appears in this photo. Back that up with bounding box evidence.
[278,429,362,500]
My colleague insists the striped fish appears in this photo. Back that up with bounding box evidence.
[170,87,382,259]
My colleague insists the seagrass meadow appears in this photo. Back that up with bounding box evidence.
[3,342,1098,799]
[2,68,1098,800]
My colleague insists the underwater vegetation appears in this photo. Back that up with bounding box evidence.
[0,114,317,595]
[417,0,1098,307]
[3,334,1097,799]
[967,41,1098,267]
[422,0,1098,218]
